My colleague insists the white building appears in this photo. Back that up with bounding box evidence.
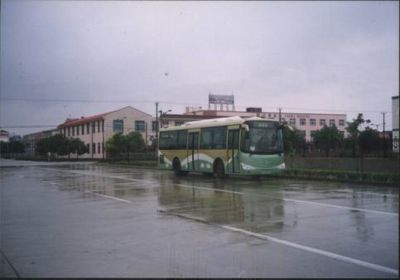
[58,106,154,159]
[392,96,399,152]
[184,107,347,142]
[0,130,10,143]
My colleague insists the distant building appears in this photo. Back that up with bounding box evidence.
[23,129,58,156]
[0,130,10,143]
[392,96,399,152]
[57,106,154,159]
[184,107,347,142]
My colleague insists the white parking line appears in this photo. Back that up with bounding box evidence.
[177,183,398,217]
[83,190,132,204]
[160,209,398,276]
[221,225,398,276]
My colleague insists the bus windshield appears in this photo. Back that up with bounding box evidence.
[241,121,283,154]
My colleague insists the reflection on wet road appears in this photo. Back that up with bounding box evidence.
[1,162,398,278]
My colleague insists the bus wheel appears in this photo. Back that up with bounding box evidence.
[173,158,183,176]
[214,159,225,178]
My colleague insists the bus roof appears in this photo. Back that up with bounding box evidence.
[160,116,279,131]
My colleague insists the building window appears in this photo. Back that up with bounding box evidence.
[72,126,75,136]
[289,118,296,125]
[92,143,96,154]
[86,144,90,153]
[81,125,84,135]
[339,119,345,126]
[310,119,316,126]
[102,142,104,153]
[300,119,306,126]
[98,121,101,133]
[98,143,101,154]
[329,119,335,126]
[113,119,124,133]
[87,123,90,134]
[135,120,145,132]
[77,125,80,136]
[67,127,70,136]
[320,119,326,126]
[152,121,157,132]
[101,121,104,132]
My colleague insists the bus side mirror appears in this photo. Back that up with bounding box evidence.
[242,124,250,131]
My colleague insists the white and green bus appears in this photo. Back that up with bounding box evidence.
[158,116,285,177]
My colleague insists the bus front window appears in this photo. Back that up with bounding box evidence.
[241,121,283,154]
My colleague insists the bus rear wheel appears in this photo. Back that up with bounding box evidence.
[214,159,225,178]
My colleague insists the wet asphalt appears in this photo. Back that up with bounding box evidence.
[0,159,398,277]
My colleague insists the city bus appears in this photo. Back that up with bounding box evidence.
[158,116,285,177]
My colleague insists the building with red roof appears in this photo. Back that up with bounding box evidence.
[57,106,154,159]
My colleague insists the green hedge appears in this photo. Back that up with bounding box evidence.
[281,168,399,185]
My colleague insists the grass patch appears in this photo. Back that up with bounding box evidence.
[280,168,399,185]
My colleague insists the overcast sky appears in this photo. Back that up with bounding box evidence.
[1,0,398,136]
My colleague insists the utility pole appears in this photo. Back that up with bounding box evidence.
[278,108,282,123]
[155,102,159,160]
[382,112,387,157]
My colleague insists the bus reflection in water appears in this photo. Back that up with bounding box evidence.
[158,179,287,233]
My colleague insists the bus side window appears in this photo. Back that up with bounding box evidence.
[159,132,168,149]
[213,127,227,149]
[169,131,178,149]
[177,130,187,149]
[200,129,212,149]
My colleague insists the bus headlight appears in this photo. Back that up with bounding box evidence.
[277,163,286,169]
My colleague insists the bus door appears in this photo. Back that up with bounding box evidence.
[227,129,240,173]
[188,132,199,170]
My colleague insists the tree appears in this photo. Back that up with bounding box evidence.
[283,127,306,155]
[0,138,25,156]
[36,137,51,156]
[123,132,145,160]
[105,132,145,160]
[345,113,370,157]
[69,138,88,159]
[53,134,71,157]
[105,133,125,158]
[313,125,343,157]
[359,128,381,156]
[35,134,89,159]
